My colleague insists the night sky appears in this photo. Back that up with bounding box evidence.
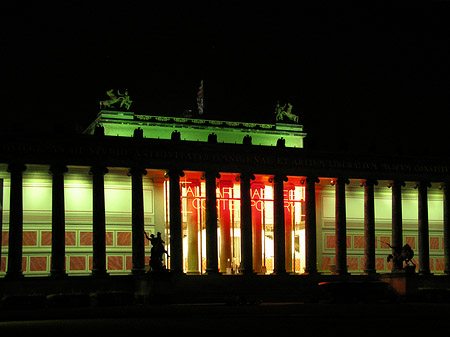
[1,2,449,155]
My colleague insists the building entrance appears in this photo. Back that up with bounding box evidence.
[163,171,306,274]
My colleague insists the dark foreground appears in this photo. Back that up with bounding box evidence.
[0,301,446,335]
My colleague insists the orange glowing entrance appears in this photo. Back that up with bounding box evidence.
[163,172,306,274]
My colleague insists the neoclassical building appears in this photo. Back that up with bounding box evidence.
[1,110,450,292]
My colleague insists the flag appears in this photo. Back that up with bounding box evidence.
[197,80,204,114]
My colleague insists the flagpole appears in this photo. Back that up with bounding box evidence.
[197,80,204,115]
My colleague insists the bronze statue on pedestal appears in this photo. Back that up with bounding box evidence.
[144,232,169,272]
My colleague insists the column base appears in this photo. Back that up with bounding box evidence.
[131,269,146,276]
[50,270,68,279]
[5,271,24,280]
[92,269,109,278]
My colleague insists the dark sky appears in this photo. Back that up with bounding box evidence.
[1,2,450,155]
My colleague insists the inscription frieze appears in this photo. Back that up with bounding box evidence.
[0,139,448,178]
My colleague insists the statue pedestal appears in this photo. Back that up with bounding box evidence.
[379,269,418,297]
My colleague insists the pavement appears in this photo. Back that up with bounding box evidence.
[0,301,447,335]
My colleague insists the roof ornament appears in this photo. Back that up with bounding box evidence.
[99,89,133,110]
[275,102,298,123]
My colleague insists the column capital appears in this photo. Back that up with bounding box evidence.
[305,176,320,184]
[133,127,143,138]
[415,181,432,189]
[237,173,255,182]
[89,165,108,176]
[127,167,147,176]
[164,169,185,178]
[360,179,378,187]
[7,162,26,173]
[94,124,104,136]
[208,133,218,143]
[270,174,288,183]
[171,130,181,141]
[203,171,221,180]
[440,182,450,190]
[330,177,349,186]
[49,164,68,175]
[387,180,405,188]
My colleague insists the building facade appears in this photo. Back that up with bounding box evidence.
[1,110,450,280]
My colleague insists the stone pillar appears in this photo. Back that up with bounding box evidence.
[219,180,233,273]
[273,174,288,275]
[284,182,295,273]
[333,178,349,275]
[186,179,200,274]
[6,163,26,279]
[128,167,147,275]
[0,179,3,273]
[305,177,319,275]
[388,180,404,271]
[442,182,450,274]
[240,173,255,274]
[165,169,184,273]
[49,164,68,278]
[205,171,220,274]
[362,179,377,274]
[89,165,109,277]
[417,181,431,275]
[251,181,265,274]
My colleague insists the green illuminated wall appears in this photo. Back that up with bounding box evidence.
[0,164,157,276]
[0,162,447,276]
[317,179,445,273]
[84,111,307,148]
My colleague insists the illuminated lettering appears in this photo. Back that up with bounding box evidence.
[185,185,195,197]
[182,182,305,214]
[251,188,262,200]
[222,187,233,199]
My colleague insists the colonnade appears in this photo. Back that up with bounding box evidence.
[3,159,450,278]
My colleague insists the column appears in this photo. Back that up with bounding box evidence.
[240,173,254,274]
[284,182,295,273]
[6,163,26,279]
[205,171,220,274]
[0,179,3,273]
[49,164,68,278]
[442,182,450,274]
[219,180,233,273]
[305,177,319,275]
[388,180,404,272]
[273,174,288,275]
[186,179,200,274]
[89,165,109,277]
[417,181,431,275]
[165,169,184,273]
[362,179,377,274]
[251,181,265,274]
[333,178,349,275]
[128,167,147,275]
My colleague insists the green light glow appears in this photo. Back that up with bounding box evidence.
[85,111,307,148]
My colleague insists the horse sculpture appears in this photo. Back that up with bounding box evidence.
[99,89,133,110]
[144,231,169,271]
[275,102,299,123]
[385,242,415,272]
